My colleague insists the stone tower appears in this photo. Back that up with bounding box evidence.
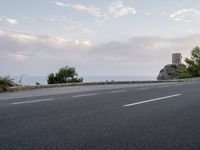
[172,53,182,65]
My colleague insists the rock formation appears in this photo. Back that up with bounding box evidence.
[157,64,186,80]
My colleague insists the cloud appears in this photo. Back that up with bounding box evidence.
[54,0,137,19]
[144,12,152,16]
[162,11,167,15]
[37,17,93,33]
[11,52,27,61]
[0,30,92,60]
[108,0,137,18]
[87,35,200,75]
[5,18,18,25]
[55,1,106,18]
[1,29,200,76]
[0,17,18,25]
[92,35,199,56]
[54,1,65,6]
[170,9,200,22]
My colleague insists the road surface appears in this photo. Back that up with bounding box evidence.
[0,82,200,150]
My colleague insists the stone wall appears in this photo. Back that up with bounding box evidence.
[7,80,181,92]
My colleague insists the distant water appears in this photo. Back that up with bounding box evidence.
[12,76,48,85]
[83,76,156,82]
[12,75,156,85]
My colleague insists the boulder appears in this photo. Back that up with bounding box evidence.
[157,64,186,80]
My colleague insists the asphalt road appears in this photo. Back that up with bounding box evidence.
[0,82,200,150]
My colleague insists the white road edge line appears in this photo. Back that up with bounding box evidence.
[72,93,96,98]
[109,90,127,94]
[11,98,54,105]
[123,94,182,107]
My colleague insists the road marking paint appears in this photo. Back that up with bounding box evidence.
[137,87,150,90]
[11,98,54,105]
[123,94,181,107]
[109,90,126,94]
[174,84,184,86]
[157,85,169,88]
[72,93,96,98]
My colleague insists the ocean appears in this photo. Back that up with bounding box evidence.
[12,75,157,85]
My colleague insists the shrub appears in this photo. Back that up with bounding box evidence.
[47,66,83,84]
[179,71,192,79]
[47,73,56,84]
[0,76,15,92]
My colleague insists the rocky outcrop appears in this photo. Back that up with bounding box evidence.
[157,64,186,80]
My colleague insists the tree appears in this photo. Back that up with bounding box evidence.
[184,46,200,77]
[47,66,83,84]
[0,76,15,92]
[47,73,55,84]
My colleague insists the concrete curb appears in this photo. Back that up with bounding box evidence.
[178,77,200,82]
[7,80,182,92]
[6,77,200,92]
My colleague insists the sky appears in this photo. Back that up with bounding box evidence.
[1,0,200,77]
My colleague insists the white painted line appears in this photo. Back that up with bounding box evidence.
[123,94,181,107]
[11,98,54,105]
[109,90,126,94]
[157,85,169,88]
[72,93,96,98]
[137,87,150,90]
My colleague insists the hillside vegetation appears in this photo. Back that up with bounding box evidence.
[180,46,200,78]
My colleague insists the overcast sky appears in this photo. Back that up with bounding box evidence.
[1,0,200,76]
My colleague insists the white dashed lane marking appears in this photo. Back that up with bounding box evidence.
[72,93,96,98]
[11,98,54,105]
[123,94,182,107]
[109,90,127,94]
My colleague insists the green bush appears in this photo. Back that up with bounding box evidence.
[184,46,200,77]
[47,66,83,84]
[47,73,55,84]
[179,71,192,79]
[0,76,15,92]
